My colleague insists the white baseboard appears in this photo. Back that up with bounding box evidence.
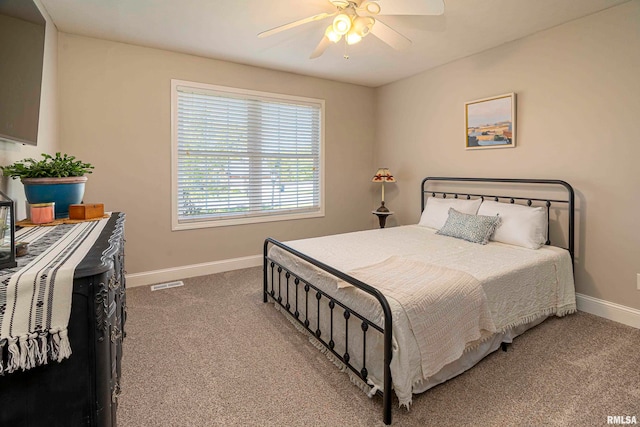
[576,293,640,329]
[126,255,262,288]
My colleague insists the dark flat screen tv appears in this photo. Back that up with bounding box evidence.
[0,0,46,146]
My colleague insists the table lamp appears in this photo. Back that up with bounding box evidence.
[372,168,396,212]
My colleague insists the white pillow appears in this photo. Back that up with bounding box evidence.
[419,197,482,230]
[477,200,547,249]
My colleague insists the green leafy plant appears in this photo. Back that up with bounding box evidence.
[1,152,94,179]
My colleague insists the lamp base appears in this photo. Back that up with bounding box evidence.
[375,201,389,213]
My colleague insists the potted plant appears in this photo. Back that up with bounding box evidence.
[2,152,94,219]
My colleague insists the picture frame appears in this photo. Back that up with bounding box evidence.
[465,93,516,150]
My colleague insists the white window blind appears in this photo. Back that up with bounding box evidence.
[172,81,324,229]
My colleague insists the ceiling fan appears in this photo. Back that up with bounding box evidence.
[258,0,445,59]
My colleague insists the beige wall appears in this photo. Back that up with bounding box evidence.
[55,2,640,309]
[57,34,375,274]
[375,2,640,309]
[0,0,59,218]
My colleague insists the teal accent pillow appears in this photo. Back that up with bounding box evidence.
[436,208,501,245]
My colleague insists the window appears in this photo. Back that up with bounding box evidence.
[171,80,324,230]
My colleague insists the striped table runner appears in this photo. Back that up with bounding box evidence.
[0,218,109,375]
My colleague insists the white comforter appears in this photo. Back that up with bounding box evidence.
[268,225,576,406]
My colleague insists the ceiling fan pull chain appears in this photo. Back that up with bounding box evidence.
[343,39,350,60]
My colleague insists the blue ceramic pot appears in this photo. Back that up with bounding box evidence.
[22,176,88,219]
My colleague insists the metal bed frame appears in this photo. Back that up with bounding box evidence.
[263,177,575,425]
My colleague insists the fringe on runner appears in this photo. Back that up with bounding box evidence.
[0,328,72,375]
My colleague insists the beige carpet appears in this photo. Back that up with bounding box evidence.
[118,267,639,426]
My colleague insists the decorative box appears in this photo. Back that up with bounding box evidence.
[69,203,105,220]
[0,191,17,269]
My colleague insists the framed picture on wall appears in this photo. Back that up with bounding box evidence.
[465,93,516,150]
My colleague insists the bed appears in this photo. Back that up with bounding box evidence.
[263,177,576,425]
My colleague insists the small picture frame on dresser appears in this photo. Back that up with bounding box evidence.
[465,93,516,150]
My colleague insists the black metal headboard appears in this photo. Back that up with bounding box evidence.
[421,177,575,261]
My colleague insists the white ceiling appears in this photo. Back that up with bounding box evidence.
[40,0,629,87]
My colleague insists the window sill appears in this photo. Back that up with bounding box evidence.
[172,210,325,231]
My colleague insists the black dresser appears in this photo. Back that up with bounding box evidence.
[0,213,126,427]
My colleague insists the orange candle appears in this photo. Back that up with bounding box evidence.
[30,202,55,224]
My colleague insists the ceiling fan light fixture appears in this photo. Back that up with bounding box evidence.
[353,16,375,37]
[346,31,362,45]
[333,14,352,35]
[364,1,381,15]
[325,25,342,43]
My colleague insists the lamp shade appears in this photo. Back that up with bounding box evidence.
[333,14,352,35]
[346,31,362,45]
[371,168,396,183]
[325,25,341,43]
[353,16,375,37]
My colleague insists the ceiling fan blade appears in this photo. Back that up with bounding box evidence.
[310,36,332,59]
[369,19,412,50]
[258,12,334,38]
[373,0,444,16]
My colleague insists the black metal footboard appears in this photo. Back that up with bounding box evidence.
[263,238,394,425]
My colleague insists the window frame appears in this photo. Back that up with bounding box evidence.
[170,79,325,231]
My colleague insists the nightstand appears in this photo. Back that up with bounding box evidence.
[372,210,394,228]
